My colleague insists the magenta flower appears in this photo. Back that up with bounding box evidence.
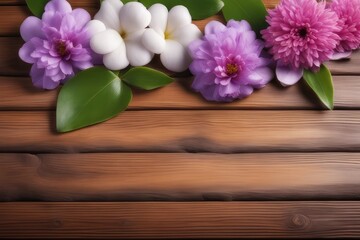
[261,0,341,86]
[327,0,360,60]
[19,0,96,90]
[188,20,273,102]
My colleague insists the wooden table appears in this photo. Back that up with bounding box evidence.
[1,0,360,238]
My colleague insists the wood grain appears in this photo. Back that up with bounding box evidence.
[4,37,360,76]
[0,110,359,153]
[0,202,360,238]
[1,153,360,201]
[1,75,360,110]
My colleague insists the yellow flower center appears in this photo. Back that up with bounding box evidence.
[226,63,238,75]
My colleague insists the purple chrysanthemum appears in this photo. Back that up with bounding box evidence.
[327,0,360,59]
[19,0,95,90]
[188,20,273,102]
[261,0,341,86]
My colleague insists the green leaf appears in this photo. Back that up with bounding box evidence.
[57,67,132,133]
[25,0,49,17]
[122,67,174,90]
[140,0,224,20]
[222,0,267,35]
[303,65,334,110]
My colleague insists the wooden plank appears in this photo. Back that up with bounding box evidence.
[1,153,360,201]
[0,202,359,238]
[0,1,23,5]
[3,36,360,76]
[0,110,359,153]
[1,75,360,110]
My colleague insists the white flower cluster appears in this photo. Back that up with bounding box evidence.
[88,0,202,72]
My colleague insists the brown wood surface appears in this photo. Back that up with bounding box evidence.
[1,202,360,239]
[1,75,360,110]
[1,0,360,238]
[1,110,360,153]
[1,153,360,201]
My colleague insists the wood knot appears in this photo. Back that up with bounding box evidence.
[287,214,311,230]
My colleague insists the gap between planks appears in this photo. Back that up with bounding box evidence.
[0,202,360,238]
[0,152,360,201]
[0,110,360,153]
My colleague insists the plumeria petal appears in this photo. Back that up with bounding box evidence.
[161,40,191,72]
[120,2,151,33]
[126,30,154,66]
[106,0,124,15]
[330,51,352,60]
[142,28,166,54]
[85,20,107,37]
[171,23,202,47]
[20,17,45,41]
[167,6,192,34]
[45,0,72,14]
[276,64,304,87]
[148,3,168,35]
[94,0,121,30]
[90,29,122,55]
[103,40,129,70]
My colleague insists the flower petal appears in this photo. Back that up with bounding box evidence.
[31,65,60,90]
[20,16,44,41]
[120,2,151,33]
[248,67,274,88]
[276,64,304,87]
[142,28,166,54]
[106,0,124,14]
[71,8,91,30]
[19,38,42,64]
[227,20,251,33]
[60,14,76,32]
[126,30,154,66]
[204,21,226,35]
[85,20,107,37]
[60,61,73,75]
[167,6,192,34]
[103,40,129,70]
[171,24,202,47]
[94,0,121,30]
[161,40,191,72]
[90,29,122,55]
[45,0,72,14]
[148,3,168,34]
[330,51,352,61]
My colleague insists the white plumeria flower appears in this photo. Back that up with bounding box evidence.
[88,0,153,70]
[142,4,202,72]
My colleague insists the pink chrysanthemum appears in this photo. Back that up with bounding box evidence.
[261,0,341,86]
[327,0,360,59]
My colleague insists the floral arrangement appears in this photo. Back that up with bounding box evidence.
[21,0,360,132]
